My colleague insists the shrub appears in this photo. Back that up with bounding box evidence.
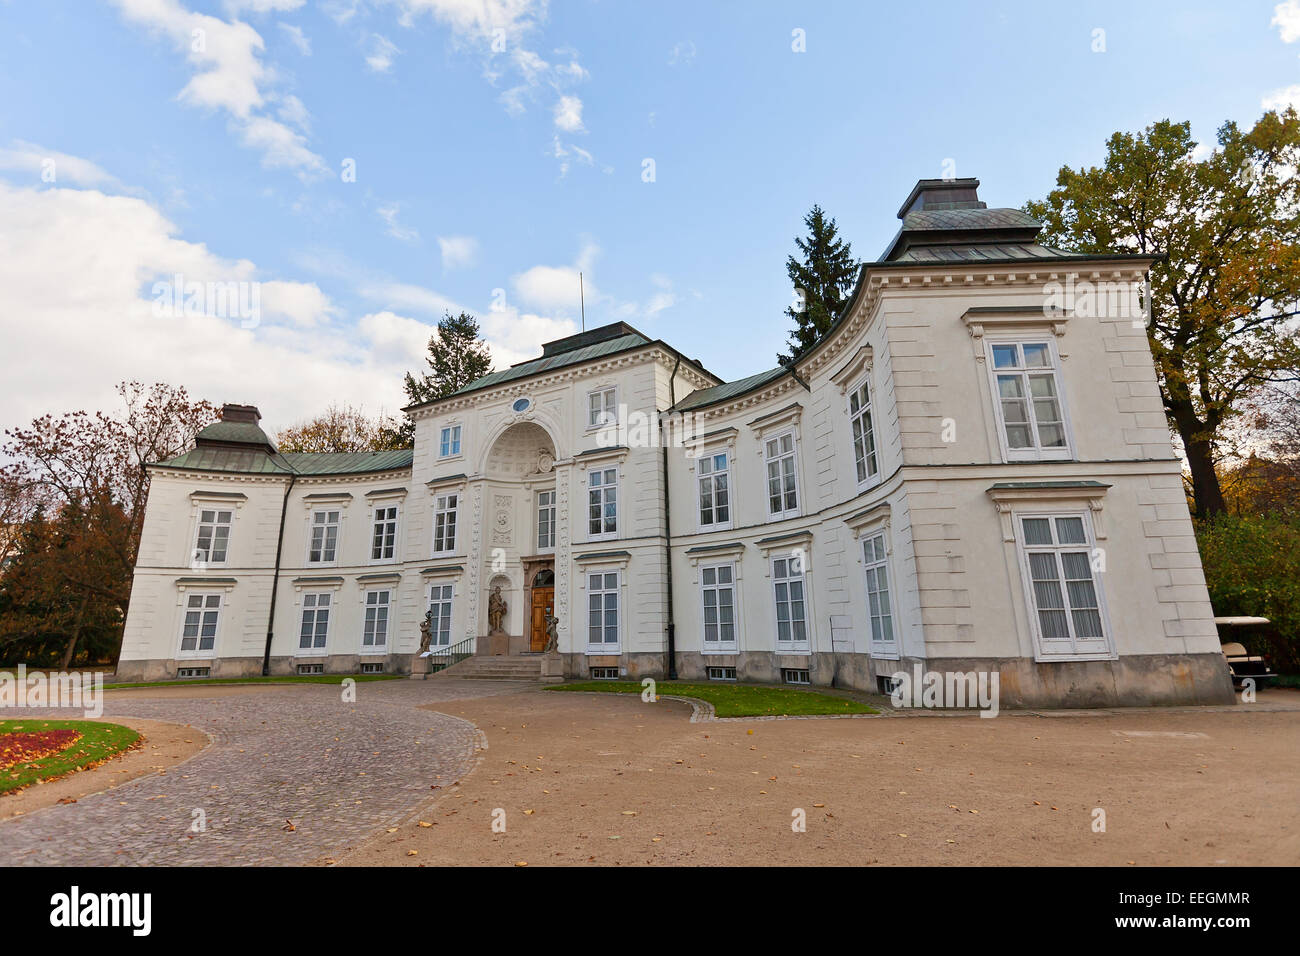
[1196,513,1300,674]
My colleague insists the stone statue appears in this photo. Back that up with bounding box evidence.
[418,609,433,655]
[543,614,559,653]
[488,586,508,633]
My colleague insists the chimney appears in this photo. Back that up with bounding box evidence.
[220,403,262,424]
[897,177,985,219]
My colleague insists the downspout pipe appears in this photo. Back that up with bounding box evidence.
[261,473,296,676]
[662,354,681,679]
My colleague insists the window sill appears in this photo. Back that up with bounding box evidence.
[702,645,740,655]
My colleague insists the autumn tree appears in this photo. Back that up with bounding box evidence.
[275,404,408,454]
[778,205,859,365]
[1026,111,1300,518]
[0,383,216,666]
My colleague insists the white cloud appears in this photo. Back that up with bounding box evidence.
[0,141,125,191]
[643,274,675,317]
[437,236,479,269]
[278,22,311,55]
[225,0,306,14]
[1274,1,1300,43]
[0,177,422,432]
[553,94,584,132]
[668,39,696,66]
[276,93,311,132]
[1263,84,1300,111]
[109,0,326,178]
[366,33,401,72]
[376,202,419,241]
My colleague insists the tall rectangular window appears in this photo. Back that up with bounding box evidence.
[588,387,617,428]
[765,432,799,518]
[427,584,453,647]
[587,571,620,645]
[771,555,808,646]
[309,510,339,563]
[537,490,556,551]
[849,381,879,485]
[299,593,331,652]
[700,563,736,647]
[193,509,233,564]
[697,452,730,529]
[588,467,618,537]
[432,494,458,554]
[862,533,895,649]
[989,342,1068,457]
[363,590,390,648]
[179,593,221,654]
[439,425,462,458]
[371,505,398,560]
[1018,514,1108,656]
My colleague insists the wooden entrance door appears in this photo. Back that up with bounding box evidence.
[530,587,554,652]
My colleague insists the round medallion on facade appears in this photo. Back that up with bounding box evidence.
[512,397,532,413]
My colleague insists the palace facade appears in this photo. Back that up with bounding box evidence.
[117,178,1235,707]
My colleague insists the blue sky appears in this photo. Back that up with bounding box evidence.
[1,0,1298,432]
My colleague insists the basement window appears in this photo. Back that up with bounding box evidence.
[297,663,324,675]
[360,662,385,674]
[781,668,811,686]
[707,666,737,682]
[177,667,210,679]
[877,675,901,695]
[589,667,619,680]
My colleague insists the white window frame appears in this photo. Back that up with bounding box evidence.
[192,508,234,567]
[585,569,621,650]
[696,450,733,532]
[985,337,1073,462]
[536,489,556,553]
[587,466,619,540]
[438,424,463,460]
[1013,509,1114,661]
[861,531,898,659]
[848,376,880,489]
[431,493,459,556]
[370,503,400,563]
[764,429,801,521]
[177,592,223,658]
[297,592,332,656]
[699,562,739,653]
[770,552,810,652]
[307,509,341,565]
[426,582,454,648]
[587,386,618,430]
[362,588,391,650]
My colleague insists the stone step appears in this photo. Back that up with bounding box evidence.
[434,655,544,681]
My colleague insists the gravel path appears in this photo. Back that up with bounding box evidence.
[0,678,530,866]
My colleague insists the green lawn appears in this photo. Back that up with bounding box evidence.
[546,680,879,718]
[0,719,141,794]
[106,673,403,689]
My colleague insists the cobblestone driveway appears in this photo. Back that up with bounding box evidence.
[0,678,530,866]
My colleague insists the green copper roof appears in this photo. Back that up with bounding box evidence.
[153,446,413,477]
[670,366,791,413]
[449,330,650,398]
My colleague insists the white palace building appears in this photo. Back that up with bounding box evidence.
[117,178,1235,707]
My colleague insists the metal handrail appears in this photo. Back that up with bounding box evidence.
[427,634,477,673]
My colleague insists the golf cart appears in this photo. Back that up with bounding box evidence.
[1215,616,1277,689]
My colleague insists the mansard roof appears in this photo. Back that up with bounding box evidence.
[153,402,413,477]
[405,320,721,411]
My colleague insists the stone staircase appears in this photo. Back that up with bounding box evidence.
[435,654,544,681]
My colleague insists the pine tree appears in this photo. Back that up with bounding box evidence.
[404,311,494,406]
[395,312,494,446]
[778,205,859,364]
